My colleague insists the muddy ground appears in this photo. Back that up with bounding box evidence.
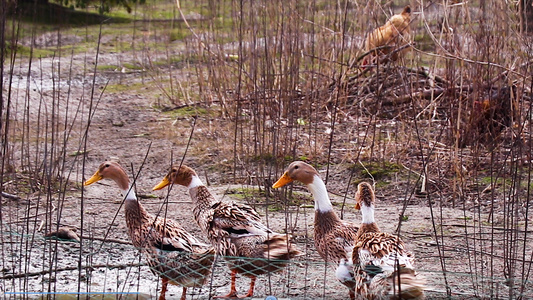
[1,10,533,300]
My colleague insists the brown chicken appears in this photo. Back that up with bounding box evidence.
[363,6,412,67]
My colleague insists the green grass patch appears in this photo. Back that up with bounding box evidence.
[352,160,401,181]
[106,81,147,93]
[97,64,120,71]
[169,27,192,41]
[123,62,144,70]
[162,106,211,118]
[479,176,511,187]
[7,43,56,58]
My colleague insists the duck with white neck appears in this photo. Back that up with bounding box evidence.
[352,182,425,300]
[153,164,302,299]
[84,161,214,300]
[272,161,359,300]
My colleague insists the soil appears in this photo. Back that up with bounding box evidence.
[2,17,532,300]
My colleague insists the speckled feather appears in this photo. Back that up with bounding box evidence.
[85,161,214,290]
[189,185,300,275]
[314,212,359,295]
[314,210,359,263]
[352,182,424,300]
[352,232,412,267]
[159,166,302,277]
[273,161,359,298]
[133,211,215,287]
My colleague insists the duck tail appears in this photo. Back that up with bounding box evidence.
[391,268,425,299]
[191,247,216,269]
[263,233,303,260]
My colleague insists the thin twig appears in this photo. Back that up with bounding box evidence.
[1,191,20,200]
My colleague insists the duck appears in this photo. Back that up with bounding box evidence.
[363,5,412,67]
[83,161,215,300]
[153,164,302,298]
[272,161,359,300]
[352,182,425,299]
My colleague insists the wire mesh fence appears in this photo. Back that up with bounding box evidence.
[2,195,533,299]
[2,0,533,299]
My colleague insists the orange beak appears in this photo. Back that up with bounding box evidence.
[272,172,294,188]
[152,176,171,191]
[84,172,103,186]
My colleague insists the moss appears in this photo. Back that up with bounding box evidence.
[104,9,136,21]
[283,155,295,162]
[273,190,312,208]
[169,27,192,42]
[352,160,401,181]
[162,106,211,118]
[106,82,146,93]
[268,206,282,212]
[6,43,56,59]
[479,176,511,187]
[122,62,144,70]
[97,64,120,71]
[375,181,390,188]
[226,187,253,200]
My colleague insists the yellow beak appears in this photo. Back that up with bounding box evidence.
[152,177,171,191]
[272,172,294,188]
[84,172,103,186]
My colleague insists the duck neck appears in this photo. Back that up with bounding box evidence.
[115,178,147,219]
[187,175,215,206]
[353,204,379,240]
[361,203,375,224]
[121,187,137,202]
[115,178,150,243]
[307,175,333,213]
[112,173,137,202]
[187,175,204,190]
[122,185,147,214]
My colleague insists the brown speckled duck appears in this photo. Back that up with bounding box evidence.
[352,182,425,299]
[272,161,359,300]
[153,164,302,298]
[84,161,214,300]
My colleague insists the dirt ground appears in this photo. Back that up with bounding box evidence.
[2,19,533,300]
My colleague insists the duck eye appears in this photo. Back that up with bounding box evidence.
[104,164,110,168]
[294,166,299,170]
